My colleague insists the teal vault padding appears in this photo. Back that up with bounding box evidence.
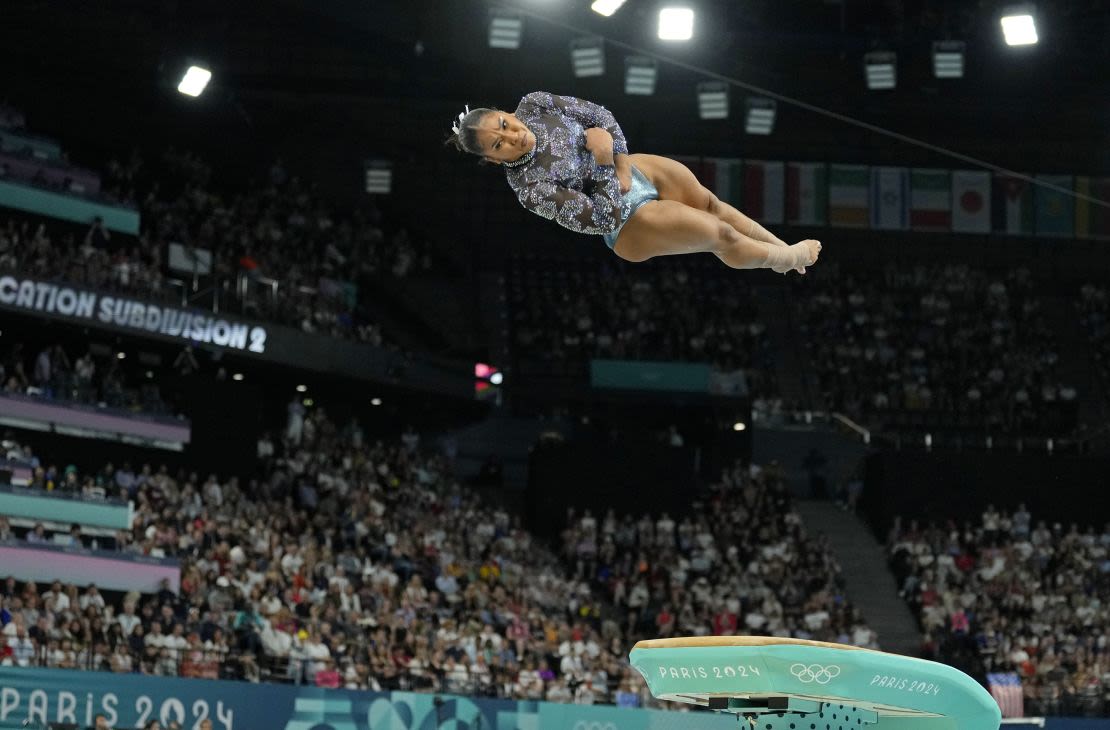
[629,639,1001,730]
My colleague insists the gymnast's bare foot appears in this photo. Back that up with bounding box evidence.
[795,239,821,274]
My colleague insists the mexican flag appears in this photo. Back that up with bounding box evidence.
[1075,177,1110,240]
[708,158,744,209]
[870,166,909,230]
[742,160,785,224]
[951,170,991,233]
[1033,174,1075,238]
[828,164,869,227]
[909,169,951,231]
[785,163,828,226]
[992,174,1034,235]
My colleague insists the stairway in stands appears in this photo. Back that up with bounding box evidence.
[1044,294,1108,433]
[445,414,567,493]
[756,282,815,407]
[794,499,921,657]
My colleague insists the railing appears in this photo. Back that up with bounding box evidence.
[753,407,1095,454]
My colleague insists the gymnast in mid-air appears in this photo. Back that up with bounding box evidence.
[447,91,820,273]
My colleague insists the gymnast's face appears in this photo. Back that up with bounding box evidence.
[474,111,536,164]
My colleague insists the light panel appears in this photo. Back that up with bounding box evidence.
[177,66,211,97]
[364,161,391,194]
[591,0,627,17]
[864,51,897,90]
[625,56,657,95]
[658,7,694,41]
[745,97,776,135]
[571,37,605,77]
[1001,12,1038,45]
[932,41,965,78]
[697,81,729,120]
[489,11,523,49]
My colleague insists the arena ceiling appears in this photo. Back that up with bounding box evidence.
[5,0,1110,172]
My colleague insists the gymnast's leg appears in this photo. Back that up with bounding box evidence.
[628,153,809,272]
[612,200,819,271]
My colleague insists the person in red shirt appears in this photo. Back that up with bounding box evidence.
[655,604,675,637]
[713,607,739,635]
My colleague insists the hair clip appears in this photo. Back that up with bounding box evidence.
[450,104,471,135]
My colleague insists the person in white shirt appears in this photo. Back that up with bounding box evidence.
[7,627,35,666]
[164,624,188,652]
[41,582,70,613]
[574,680,598,705]
[118,604,140,637]
[302,631,331,681]
[443,656,470,691]
[145,622,167,650]
[79,585,106,612]
[260,622,293,658]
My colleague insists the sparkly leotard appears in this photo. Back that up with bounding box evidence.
[504,92,629,236]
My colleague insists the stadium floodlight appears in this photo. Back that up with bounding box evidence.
[1000,8,1038,46]
[364,160,392,194]
[658,7,694,41]
[571,37,605,78]
[745,97,776,135]
[177,65,211,97]
[624,56,657,95]
[591,0,627,17]
[933,40,965,78]
[489,10,523,49]
[697,81,729,120]
[864,51,897,90]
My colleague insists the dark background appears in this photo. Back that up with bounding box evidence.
[4,0,1109,197]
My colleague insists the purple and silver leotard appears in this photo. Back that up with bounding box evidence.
[504,92,634,238]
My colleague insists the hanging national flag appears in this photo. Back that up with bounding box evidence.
[828,164,869,227]
[742,160,785,224]
[988,672,1024,718]
[1034,174,1075,238]
[708,158,744,209]
[992,174,1034,235]
[909,168,951,231]
[785,162,828,226]
[951,170,991,233]
[1075,176,1110,240]
[870,166,909,230]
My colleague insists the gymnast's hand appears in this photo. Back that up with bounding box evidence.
[584,127,615,167]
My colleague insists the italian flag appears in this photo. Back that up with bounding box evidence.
[742,160,785,224]
[785,163,828,226]
[909,169,952,231]
[951,170,991,233]
[828,164,869,227]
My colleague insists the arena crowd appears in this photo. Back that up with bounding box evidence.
[889,507,1110,716]
[2,406,873,708]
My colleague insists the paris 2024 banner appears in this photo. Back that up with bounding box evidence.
[0,667,733,730]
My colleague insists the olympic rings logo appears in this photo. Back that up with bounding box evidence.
[790,663,842,685]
